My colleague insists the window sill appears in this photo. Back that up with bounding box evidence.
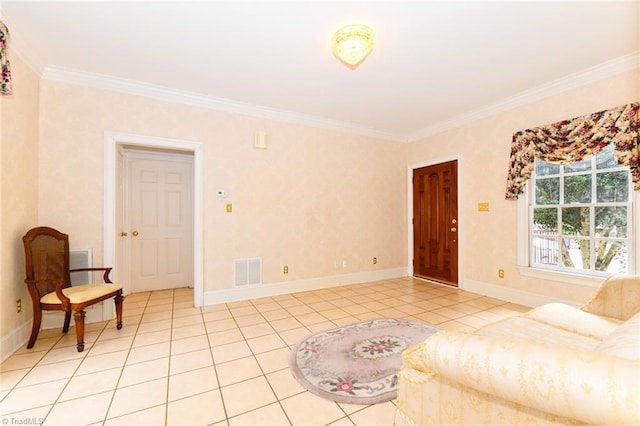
[517,266,606,288]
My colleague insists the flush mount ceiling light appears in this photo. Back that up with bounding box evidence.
[332,24,375,70]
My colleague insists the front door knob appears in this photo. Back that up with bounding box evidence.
[132,231,139,237]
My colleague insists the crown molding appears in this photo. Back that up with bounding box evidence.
[407,51,640,142]
[3,8,402,142]
[43,52,638,145]
[40,66,406,143]
[5,8,637,146]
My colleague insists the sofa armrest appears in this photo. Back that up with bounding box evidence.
[401,343,430,373]
[421,331,639,426]
[581,275,640,321]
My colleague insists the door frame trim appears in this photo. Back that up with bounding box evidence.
[104,132,204,307]
[407,154,463,285]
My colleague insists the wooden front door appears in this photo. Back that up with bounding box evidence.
[413,160,458,286]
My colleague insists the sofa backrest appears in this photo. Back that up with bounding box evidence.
[581,275,640,321]
[594,312,640,361]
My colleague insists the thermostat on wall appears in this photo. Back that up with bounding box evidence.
[216,190,228,198]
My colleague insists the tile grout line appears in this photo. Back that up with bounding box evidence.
[0,278,531,425]
[203,301,231,423]
[100,291,150,425]
[223,299,288,423]
[163,289,176,426]
[2,314,116,420]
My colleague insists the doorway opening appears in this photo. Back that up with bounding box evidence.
[408,157,460,287]
[123,148,194,293]
[104,132,204,306]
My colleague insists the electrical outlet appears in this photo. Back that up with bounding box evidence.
[373,257,377,265]
[16,299,22,313]
[283,265,289,274]
[498,269,505,279]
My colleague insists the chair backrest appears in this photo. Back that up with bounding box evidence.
[23,226,72,299]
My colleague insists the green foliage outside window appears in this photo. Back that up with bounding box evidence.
[532,145,631,274]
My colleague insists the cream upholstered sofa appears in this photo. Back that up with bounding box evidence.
[394,275,640,426]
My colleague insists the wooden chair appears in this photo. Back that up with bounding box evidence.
[23,226,123,352]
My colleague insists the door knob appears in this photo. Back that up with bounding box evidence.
[452,219,457,224]
[132,231,139,237]
[120,232,128,237]
[451,227,457,232]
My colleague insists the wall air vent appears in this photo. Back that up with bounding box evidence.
[69,248,93,285]
[234,257,262,287]
[43,248,100,330]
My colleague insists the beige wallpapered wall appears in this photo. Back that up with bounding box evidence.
[406,68,640,302]
[2,43,638,356]
[1,51,40,342]
[36,77,408,293]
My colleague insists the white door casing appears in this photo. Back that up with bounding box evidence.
[126,151,194,292]
[104,132,204,307]
[116,145,127,301]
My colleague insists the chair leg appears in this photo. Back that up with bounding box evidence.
[27,306,42,349]
[63,311,72,333]
[73,310,86,352]
[114,292,123,330]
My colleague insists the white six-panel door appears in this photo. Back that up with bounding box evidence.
[125,151,194,292]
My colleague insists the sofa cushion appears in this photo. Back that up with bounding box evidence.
[524,302,621,340]
[475,316,600,351]
[418,330,640,426]
[594,312,640,360]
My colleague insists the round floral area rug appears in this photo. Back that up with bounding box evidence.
[289,318,440,404]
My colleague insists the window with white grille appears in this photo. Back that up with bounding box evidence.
[529,144,634,276]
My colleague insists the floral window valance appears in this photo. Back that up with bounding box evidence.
[0,20,12,95]
[505,102,639,200]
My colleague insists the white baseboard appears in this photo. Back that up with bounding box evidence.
[1,301,114,363]
[204,267,409,305]
[1,321,32,363]
[461,278,580,308]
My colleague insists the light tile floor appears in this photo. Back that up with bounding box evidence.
[0,277,529,425]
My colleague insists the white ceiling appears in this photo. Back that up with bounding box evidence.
[2,1,638,142]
